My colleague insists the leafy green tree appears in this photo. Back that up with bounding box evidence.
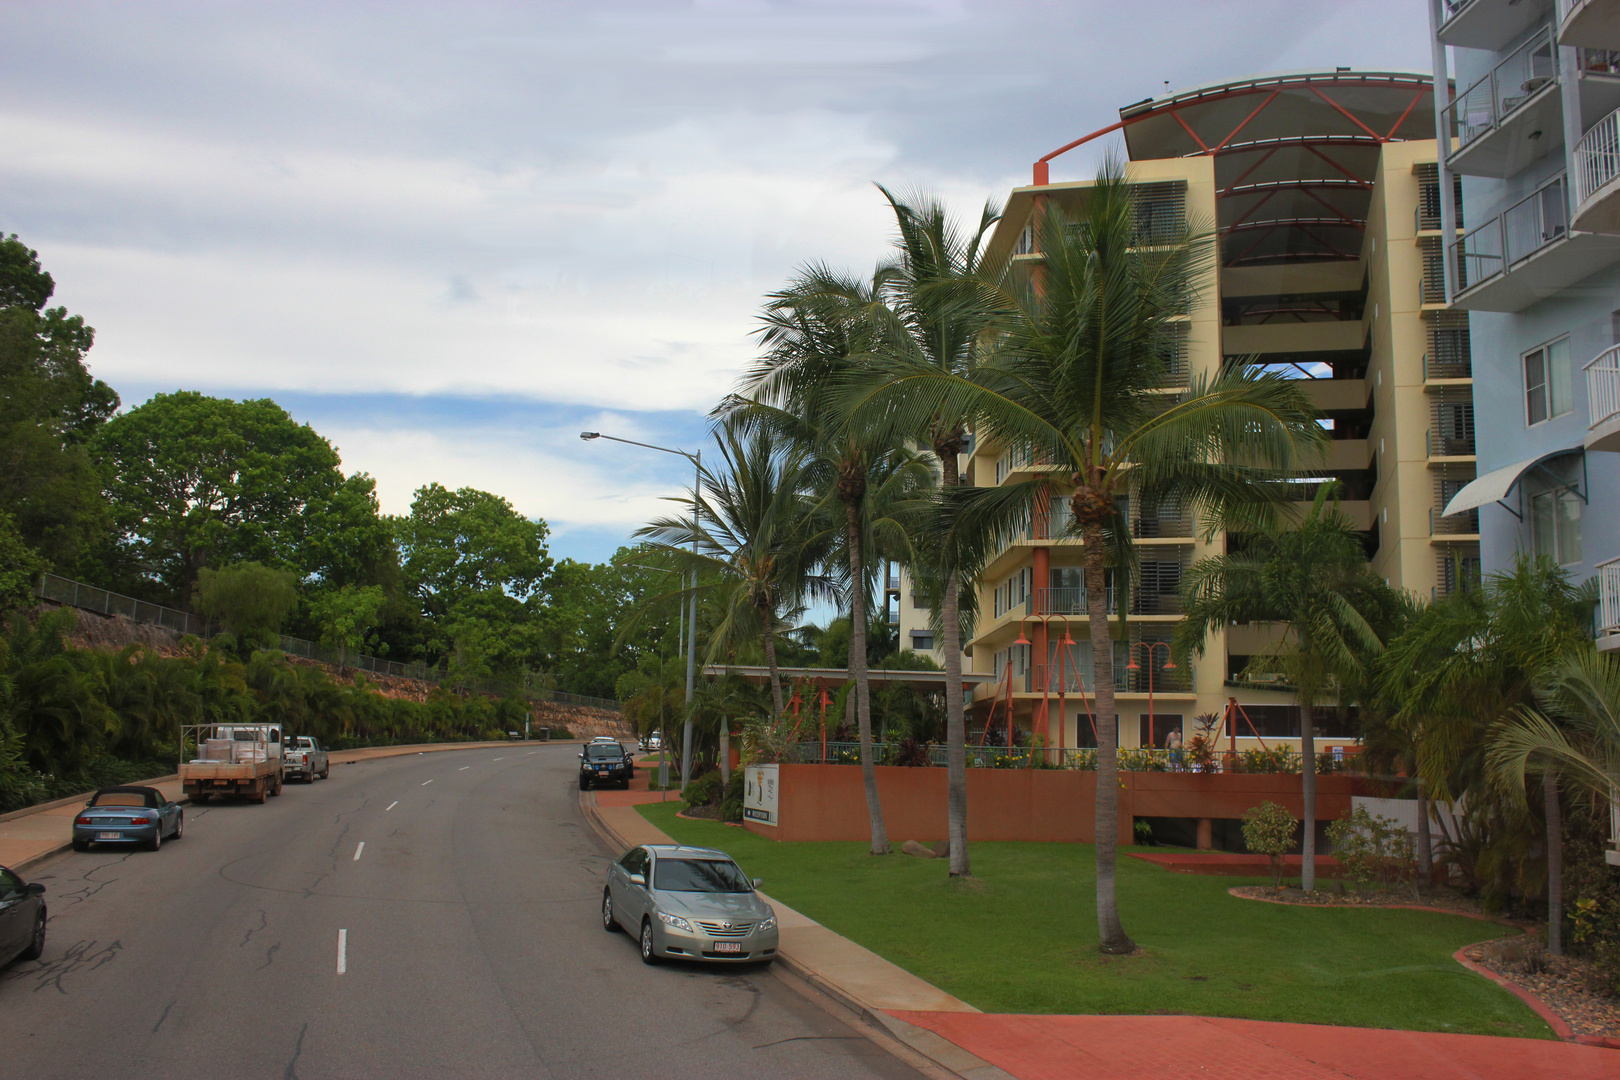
[193,561,301,650]
[308,584,388,672]
[93,392,349,604]
[539,553,674,698]
[865,165,1323,948]
[1242,801,1299,888]
[0,510,46,614]
[1179,489,1404,892]
[0,234,118,574]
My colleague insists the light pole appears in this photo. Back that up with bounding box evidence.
[583,431,702,789]
[1125,641,1177,754]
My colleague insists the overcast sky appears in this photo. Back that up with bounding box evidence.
[2,0,1433,564]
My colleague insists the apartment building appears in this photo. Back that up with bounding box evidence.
[1429,0,1620,651]
[898,71,1472,754]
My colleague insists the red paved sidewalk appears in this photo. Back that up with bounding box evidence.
[889,1011,1620,1079]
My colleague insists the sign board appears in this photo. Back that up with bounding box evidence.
[743,763,779,826]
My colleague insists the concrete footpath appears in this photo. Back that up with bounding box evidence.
[582,788,1620,1080]
[0,740,572,873]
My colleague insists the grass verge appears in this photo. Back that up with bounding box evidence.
[638,803,1551,1039]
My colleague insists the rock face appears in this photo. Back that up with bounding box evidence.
[931,840,950,859]
[901,840,937,859]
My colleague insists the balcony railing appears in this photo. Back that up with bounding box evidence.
[1588,344,1620,430]
[1453,174,1569,291]
[1577,107,1620,211]
[1599,556,1620,638]
[1032,586,1116,615]
[1443,25,1557,152]
[1431,505,1480,536]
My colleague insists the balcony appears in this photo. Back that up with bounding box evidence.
[1443,25,1562,178]
[1588,345,1620,450]
[1599,556,1620,651]
[1451,173,1620,310]
[1033,587,1117,616]
[1441,0,1558,50]
[1575,105,1620,233]
[1431,504,1481,536]
[1560,0,1620,49]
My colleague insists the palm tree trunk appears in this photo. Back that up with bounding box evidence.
[1546,772,1563,956]
[940,450,969,877]
[846,501,890,856]
[762,616,785,717]
[1300,699,1316,892]
[1084,521,1134,954]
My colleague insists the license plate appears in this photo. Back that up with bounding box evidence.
[599,769,610,775]
[713,941,743,954]
[97,832,120,840]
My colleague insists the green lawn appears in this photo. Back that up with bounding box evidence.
[639,803,1551,1038]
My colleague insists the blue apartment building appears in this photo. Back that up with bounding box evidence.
[1430,0,1620,649]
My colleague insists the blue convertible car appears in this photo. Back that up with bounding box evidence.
[72,786,184,852]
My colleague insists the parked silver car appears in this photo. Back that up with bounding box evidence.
[602,844,778,965]
[71,786,183,851]
[283,735,330,783]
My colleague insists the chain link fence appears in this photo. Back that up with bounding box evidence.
[34,572,620,712]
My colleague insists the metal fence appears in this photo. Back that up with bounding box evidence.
[791,741,1351,773]
[33,573,620,712]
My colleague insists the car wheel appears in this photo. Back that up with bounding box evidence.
[19,911,45,961]
[192,792,210,804]
[579,775,590,791]
[602,889,621,933]
[174,813,183,840]
[321,766,330,779]
[71,839,89,852]
[640,919,660,965]
[149,827,162,852]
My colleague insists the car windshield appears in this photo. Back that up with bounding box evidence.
[654,858,752,893]
[585,745,622,759]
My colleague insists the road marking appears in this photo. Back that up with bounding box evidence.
[421,779,434,786]
[459,766,470,771]
[385,801,398,812]
[337,929,348,974]
[526,751,537,755]
[353,842,365,861]
[493,757,505,761]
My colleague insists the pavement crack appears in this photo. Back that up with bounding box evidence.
[152,999,175,1034]
[241,909,268,947]
[17,937,123,995]
[326,822,352,862]
[752,1036,866,1049]
[284,1021,308,1080]
[259,942,281,970]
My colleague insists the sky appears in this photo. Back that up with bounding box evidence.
[1,0,1434,564]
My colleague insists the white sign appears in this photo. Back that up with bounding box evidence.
[744,764,779,826]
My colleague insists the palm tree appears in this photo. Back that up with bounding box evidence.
[1379,554,1594,929]
[1487,648,1619,956]
[1178,487,1405,892]
[858,163,1324,952]
[723,265,933,856]
[635,427,834,717]
[861,185,1003,878]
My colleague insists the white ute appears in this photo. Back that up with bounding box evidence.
[283,736,330,783]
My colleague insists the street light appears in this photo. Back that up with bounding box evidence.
[582,431,702,789]
[1125,642,1177,753]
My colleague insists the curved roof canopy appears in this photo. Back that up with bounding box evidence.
[1036,70,1439,267]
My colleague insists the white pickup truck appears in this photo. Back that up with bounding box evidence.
[283,736,330,783]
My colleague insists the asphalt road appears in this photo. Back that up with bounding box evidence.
[0,745,924,1080]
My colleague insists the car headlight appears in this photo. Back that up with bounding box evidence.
[656,911,693,932]
[756,915,776,933]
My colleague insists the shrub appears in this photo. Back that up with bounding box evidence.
[718,767,745,822]
[1238,746,1302,774]
[1242,800,1299,888]
[1326,805,1419,897]
[681,769,722,808]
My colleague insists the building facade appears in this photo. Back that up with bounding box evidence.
[1429,0,1620,651]
[904,71,1480,755]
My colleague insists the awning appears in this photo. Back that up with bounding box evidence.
[1442,448,1583,517]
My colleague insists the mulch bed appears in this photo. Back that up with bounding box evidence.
[1231,884,1620,1042]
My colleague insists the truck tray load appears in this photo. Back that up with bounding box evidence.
[180,724,284,803]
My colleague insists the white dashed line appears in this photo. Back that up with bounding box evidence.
[526,751,537,755]
[353,842,365,861]
[421,779,434,786]
[337,929,348,974]
[459,766,470,771]
[493,757,504,762]
[385,801,398,812]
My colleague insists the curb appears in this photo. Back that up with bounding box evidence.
[9,740,550,874]
[576,791,1015,1080]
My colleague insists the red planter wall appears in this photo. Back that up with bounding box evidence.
[744,764,1362,844]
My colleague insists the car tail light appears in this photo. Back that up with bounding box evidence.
[76,816,92,824]
[130,817,151,825]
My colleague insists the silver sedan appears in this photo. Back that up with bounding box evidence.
[602,844,778,965]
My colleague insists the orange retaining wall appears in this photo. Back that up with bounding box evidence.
[746,764,1362,844]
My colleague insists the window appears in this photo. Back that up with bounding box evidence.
[0,867,22,900]
[911,632,935,652]
[1530,488,1583,565]
[1524,337,1572,425]
[654,857,752,893]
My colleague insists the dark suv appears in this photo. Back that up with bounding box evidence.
[579,742,633,790]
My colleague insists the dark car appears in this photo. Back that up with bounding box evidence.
[0,863,47,969]
[71,786,184,852]
[579,742,634,791]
